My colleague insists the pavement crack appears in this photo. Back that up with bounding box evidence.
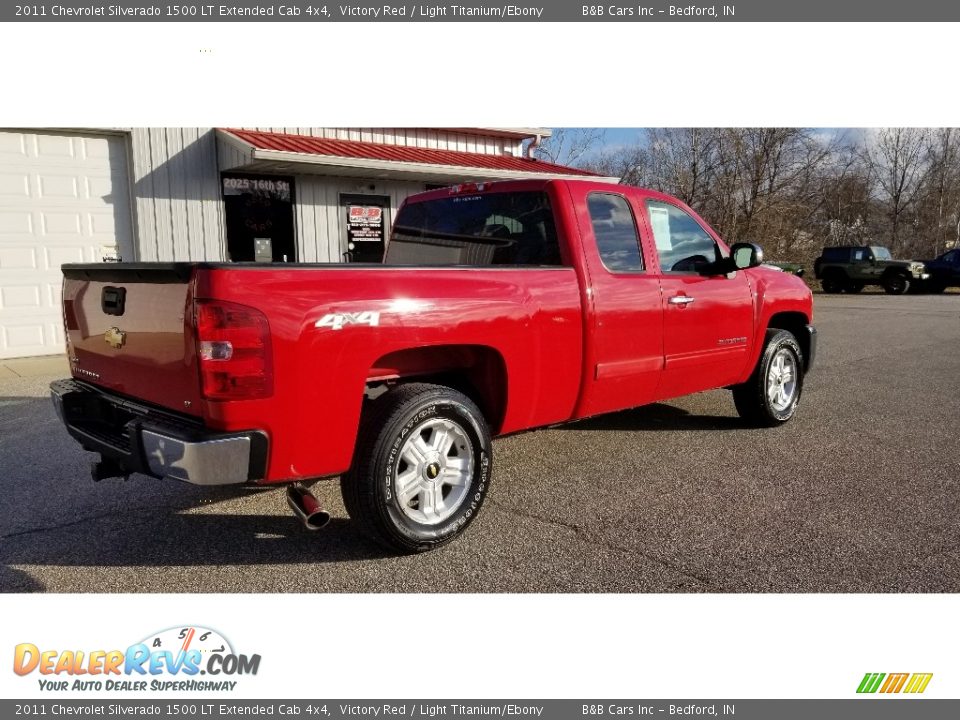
[487,496,720,590]
[1,506,163,542]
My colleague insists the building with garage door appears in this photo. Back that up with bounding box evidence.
[0,127,612,359]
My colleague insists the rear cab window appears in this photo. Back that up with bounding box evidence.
[587,193,644,273]
[386,191,562,266]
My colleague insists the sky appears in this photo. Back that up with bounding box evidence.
[546,127,858,165]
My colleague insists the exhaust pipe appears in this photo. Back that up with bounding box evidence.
[286,483,331,530]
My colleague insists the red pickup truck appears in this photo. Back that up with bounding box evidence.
[51,179,815,553]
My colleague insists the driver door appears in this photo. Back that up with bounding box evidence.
[643,200,755,400]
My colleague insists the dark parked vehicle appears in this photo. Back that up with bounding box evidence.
[813,245,929,294]
[920,249,960,292]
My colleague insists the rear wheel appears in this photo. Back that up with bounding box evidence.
[732,329,804,427]
[883,273,910,295]
[341,383,492,553]
[821,272,846,293]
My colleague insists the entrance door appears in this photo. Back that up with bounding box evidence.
[341,194,389,263]
[223,175,295,262]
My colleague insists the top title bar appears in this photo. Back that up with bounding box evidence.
[6,0,960,22]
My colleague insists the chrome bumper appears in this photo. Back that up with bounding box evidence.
[50,379,267,485]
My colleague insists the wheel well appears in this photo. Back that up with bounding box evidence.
[823,267,847,279]
[767,312,811,370]
[366,345,508,433]
[882,267,909,278]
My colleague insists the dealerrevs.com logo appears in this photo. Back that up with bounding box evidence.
[13,626,261,693]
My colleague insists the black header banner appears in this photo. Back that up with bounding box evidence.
[5,0,959,22]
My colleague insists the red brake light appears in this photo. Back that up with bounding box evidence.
[448,182,489,194]
[195,299,273,400]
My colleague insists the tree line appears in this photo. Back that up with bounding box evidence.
[538,128,960,263]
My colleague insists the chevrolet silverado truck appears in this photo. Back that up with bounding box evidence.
[813,245,928,294]
[51,179,816,553]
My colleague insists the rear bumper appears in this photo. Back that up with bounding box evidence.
[50,379,267,485]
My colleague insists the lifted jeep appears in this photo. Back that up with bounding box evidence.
[813,245,929,294]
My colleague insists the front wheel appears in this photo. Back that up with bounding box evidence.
[341,383,492,553]
[732,329,804,427]
[883,273,910,294]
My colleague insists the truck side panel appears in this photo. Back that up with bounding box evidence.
[195,266,584,482]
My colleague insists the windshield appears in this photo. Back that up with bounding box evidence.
[871,246,892,260]
[386,191,562,266]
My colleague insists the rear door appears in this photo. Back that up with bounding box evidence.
[571,187,664,418]
[642,199,755,400]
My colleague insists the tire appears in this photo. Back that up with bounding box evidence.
[821,272,846,293]
[883,273,910,295]
[341,382,492,553]
[845,282,865,293]
[732,329,804,427]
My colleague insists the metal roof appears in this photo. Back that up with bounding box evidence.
[219,128,601,179]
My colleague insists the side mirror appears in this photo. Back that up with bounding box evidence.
[730,242,763,270]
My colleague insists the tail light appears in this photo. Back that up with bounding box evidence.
[448,182,489,194]
[195,299,273,400]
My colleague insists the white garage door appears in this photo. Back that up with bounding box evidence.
[0,130,134,359]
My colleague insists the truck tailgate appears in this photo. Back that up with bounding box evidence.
[61,264,202,417]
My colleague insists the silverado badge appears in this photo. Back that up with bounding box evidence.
[104,327,126,349]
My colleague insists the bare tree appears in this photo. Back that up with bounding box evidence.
[861,127,930,253]
[533,128,607,166]
[579,126,959,271]
[917,128,960,255]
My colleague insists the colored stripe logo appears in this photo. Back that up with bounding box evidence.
[857,672,933,694]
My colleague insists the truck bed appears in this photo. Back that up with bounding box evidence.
[61,262,584,481]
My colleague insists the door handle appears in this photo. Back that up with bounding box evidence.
[669,295,695,306]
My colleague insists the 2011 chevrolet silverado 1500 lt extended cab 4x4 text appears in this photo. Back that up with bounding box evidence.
[51,179,816,553]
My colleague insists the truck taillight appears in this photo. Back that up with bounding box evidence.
[195,299,273,401]
[448,182,488,194]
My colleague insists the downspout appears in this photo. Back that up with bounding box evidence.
[525,134,542,160]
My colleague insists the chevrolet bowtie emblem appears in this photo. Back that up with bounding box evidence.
[104,327,126,349]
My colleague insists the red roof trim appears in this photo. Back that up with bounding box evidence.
[220,128,600,177]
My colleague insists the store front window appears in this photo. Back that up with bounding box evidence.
[222,174,296,262]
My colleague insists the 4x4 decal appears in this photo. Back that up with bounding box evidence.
[315,311,380,330]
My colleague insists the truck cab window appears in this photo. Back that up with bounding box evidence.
[387,191,562,266]
[587,193,644,272]
[647,200,721,273]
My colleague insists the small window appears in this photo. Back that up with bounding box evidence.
[823,248,849,263]
[851,248,868,262]
[587,193,643,273]
[647,200,720,273]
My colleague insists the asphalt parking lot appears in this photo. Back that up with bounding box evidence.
[2,292,959,593]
